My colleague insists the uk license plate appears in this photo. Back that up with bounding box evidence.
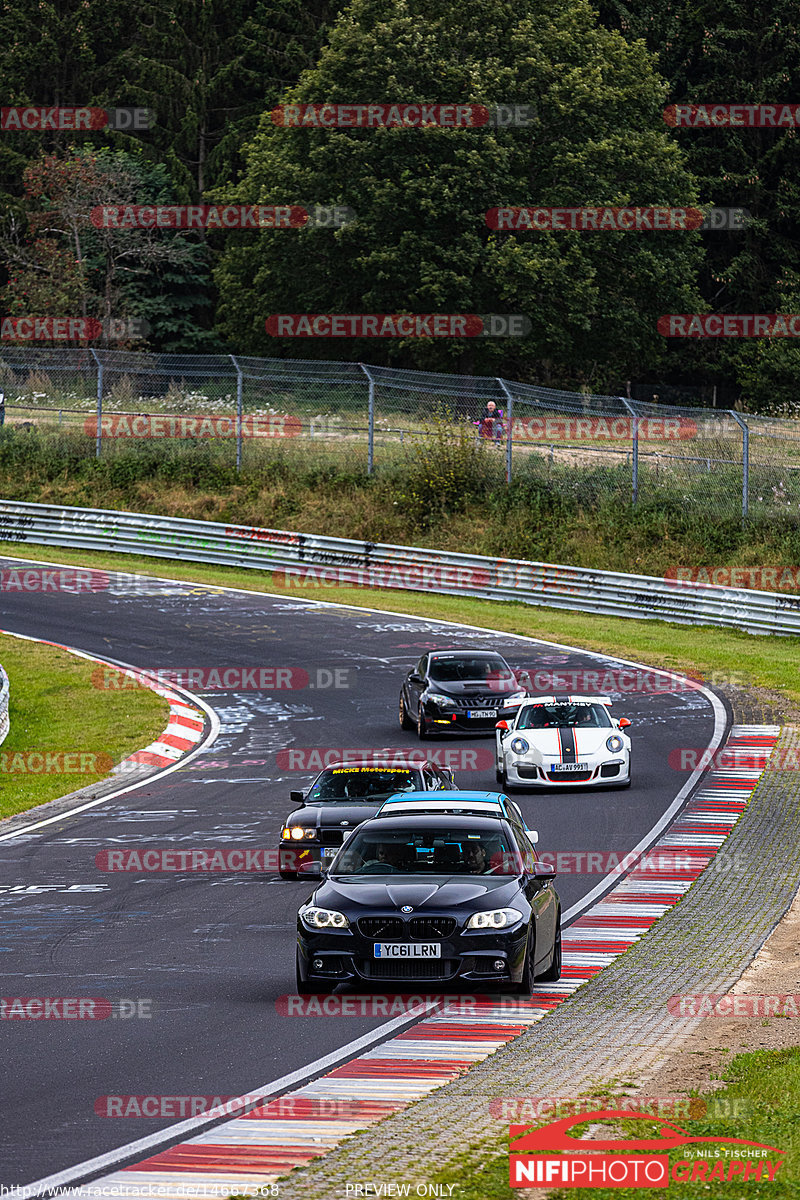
[549,762,589,773]
[467,709,497,718]
[374,943,441,958]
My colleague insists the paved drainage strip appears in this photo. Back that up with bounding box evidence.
[65,724,780,1199]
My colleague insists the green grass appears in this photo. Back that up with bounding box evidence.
[0,632,169,819]
[422,1047,800,1198]
[0,541,798,717]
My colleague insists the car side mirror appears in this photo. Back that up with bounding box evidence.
[409,672,423,684]
[290,790,305,806]
[533,860,556,880]
[496,720,510,731]
[618,718,631,729]
[301,860,324,877]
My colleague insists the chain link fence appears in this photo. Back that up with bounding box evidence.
[1,348,799,522]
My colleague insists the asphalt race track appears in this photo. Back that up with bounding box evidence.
[0,557,722,1184]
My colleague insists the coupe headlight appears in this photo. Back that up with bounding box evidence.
[425,692,455,706]
[510,737,529,755]
[282,826,317,841]
[504,690,528,705]
[300,906,350,930]
[466,907,523,930]
[606,735,624,753]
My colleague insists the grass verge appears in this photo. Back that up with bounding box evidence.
[424,1047,800,1198]
[1,540,799,716]
[0,631,169,820]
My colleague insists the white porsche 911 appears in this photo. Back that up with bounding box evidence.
[495,695,631,790]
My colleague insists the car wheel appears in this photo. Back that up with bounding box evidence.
[511,926,536,996]
[538,920,562,982]
[399,693,414,731]
[417,708,430,739]
[296,950,334,995]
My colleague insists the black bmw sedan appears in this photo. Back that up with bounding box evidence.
[295,812,561,995]
[399,650,530,738]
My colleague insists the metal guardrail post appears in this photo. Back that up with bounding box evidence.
[359,364,375,475]
[89,349,103,458]
[621,398,639,505]
[730,411,749,520]
[229,355,243,473]
[497,378,514,484]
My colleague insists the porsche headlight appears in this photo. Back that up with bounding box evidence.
[425,692,455,706]
[510,737,529,755]
[283,826,317,840]
[300,906,350,930]
[466,907,523,930]
[606,735,624,753]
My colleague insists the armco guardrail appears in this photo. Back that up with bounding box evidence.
[0,499,798,636]
[0,663,9,747]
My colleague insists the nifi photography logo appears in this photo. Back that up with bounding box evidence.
[508,1110,785,1189]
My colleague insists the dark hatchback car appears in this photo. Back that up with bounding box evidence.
[279,760,455,879]
[399,650,530,738]
[295,812,561,995]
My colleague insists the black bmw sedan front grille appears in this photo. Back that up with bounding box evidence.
[357,916,457,939]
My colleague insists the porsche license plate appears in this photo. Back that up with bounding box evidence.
[549,762,589,773]
[467,709,497,718]
[374,943,441,959]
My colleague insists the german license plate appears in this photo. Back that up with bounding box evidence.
[374,943,441,958]
[549,762,589,773]
[320,846,339,858]
[467,709,497,718]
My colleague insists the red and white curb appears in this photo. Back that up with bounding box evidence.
[65,724,779,1199]
[111,667,207,773]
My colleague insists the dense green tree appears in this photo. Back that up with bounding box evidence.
[596,1,800,409]
[214,0,704,384]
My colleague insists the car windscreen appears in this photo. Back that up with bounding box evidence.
[330,826,524,875]
[428,656,514,683]
[517,702,612,730]
[307,767,421,804]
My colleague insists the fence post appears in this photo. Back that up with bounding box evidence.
[621,397,638,505]
[730,410,749,520]
[229,355,243,473]
[89,349,103,458]
[359,363,375,475]
[497,379,514,484]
